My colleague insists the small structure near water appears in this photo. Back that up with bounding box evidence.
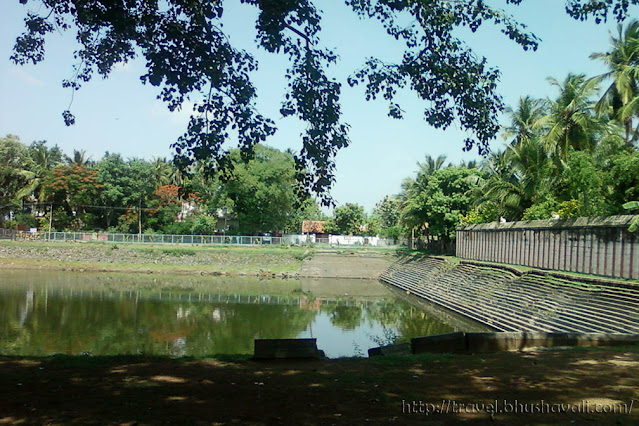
[253,338,325,360]
[368,332,639,356]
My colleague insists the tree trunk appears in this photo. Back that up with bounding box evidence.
[106,207,112,229]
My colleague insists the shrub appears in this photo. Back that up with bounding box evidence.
[522,200,559,220]
[460,201,499,225]
[14,212,38,228]
[557,199,582,219]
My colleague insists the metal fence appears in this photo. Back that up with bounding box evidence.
[47,232,283,245]
[1,229,401,248]
[456,215,639,280]
[0,228,17,240]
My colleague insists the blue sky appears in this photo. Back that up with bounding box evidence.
[0,1,635,212]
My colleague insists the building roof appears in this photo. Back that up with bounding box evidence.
[302,220,325,234]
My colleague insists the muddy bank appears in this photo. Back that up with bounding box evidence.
[0,241,305,278]
[0,241,395,279]
[300,251,392,279]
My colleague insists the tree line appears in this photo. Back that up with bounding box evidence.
[11,0,637,203]
[4,20,639,241]
[0,138,328,235]
[0,134,396,237]
[372,20,639,248]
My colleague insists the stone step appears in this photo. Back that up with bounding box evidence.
[381,257,639,334]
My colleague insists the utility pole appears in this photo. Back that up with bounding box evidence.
[48,203,53,241]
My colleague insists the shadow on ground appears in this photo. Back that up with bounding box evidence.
[0,347,637,425]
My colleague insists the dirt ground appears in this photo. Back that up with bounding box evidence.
[0,347,637,425]
[300,252,392,279]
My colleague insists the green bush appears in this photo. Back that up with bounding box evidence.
[160,221,192,235]
[557,199,582,219]
[14,212,38,228]
[1,219,17,229]
[522,200,559,220]
[190,215,217,235]
[461,201,499,225]
[379,224,405,239]
[623,201,639,232]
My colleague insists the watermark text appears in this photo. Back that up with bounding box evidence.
[402,399,634,416]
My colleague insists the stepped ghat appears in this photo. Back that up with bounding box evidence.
[380,256,639,333]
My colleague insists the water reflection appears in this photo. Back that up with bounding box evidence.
[0,270,457,357]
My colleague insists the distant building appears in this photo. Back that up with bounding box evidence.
[302,220,325,236]
[215,208,238,233]
[178,201,198,221]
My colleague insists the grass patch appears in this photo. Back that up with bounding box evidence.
[2,353,255,367]
[1,347,638,425]
[161,248,196,256]
[293,249,314,261]
[133,246,199,256]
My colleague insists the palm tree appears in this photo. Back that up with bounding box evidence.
[590,19,639,145]
[416,155,447,176]
[502,96,547,147]
[150,157,173,188]
[459,159,479,169]
[0,135,37,211]
[169,164,185,187]
[25,141,64,204]
[397,177,422,230]
[477,139,553,220]
[65,149,93,167]
[541,74,603,165]
[29,141,63,171]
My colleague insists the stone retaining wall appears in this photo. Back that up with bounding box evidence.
[456,215,639,279]
[380,256,639,334]
[368,332,639,356]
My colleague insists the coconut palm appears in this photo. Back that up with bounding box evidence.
[502,96,547,147]
[541,74,603,164]
[0,135,37,211]
[459,159,480,169]
[416,155,447,176]
[590,19,639,145]
[24,141,64,204]
[65,149,93,167]
[150,157,173,188]
[477,139,553,220]
[397,177,423,231]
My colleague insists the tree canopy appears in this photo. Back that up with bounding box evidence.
[216,145,304,234]
[11,0,638,204]
[0,135,35,211]
[325,203,366,235]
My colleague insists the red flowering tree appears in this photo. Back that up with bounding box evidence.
[43,164,101,229]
